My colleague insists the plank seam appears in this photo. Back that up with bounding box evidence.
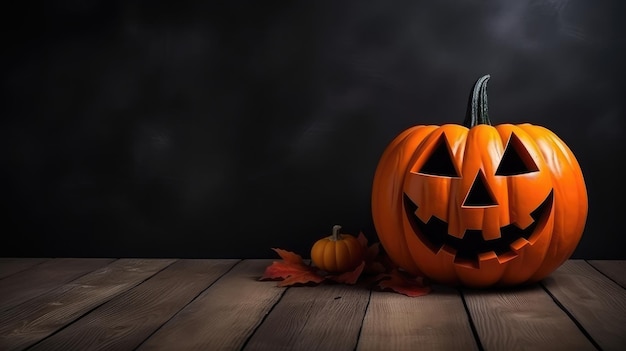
[0,258,52,281]
[23,259,178,351]
[1,258,117,314]
[352,289,372,351]
[539,282,602,351]
[585,260,626,290]
[459,289,485,351]
[131,259,243,351]
[239,283,290,351]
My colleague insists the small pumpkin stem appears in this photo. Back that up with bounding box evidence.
[331,225,342,241]
[463,74,492,127]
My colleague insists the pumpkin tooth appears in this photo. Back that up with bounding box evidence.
[415,206,433,226]
[496,251,519,264]
[510,238,530,252]
[514,212,535,230]
[439,244,457,257]
[453,256,479,269]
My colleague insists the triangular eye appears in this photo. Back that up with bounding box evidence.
[417,134,460,177]
[495,133,539,176]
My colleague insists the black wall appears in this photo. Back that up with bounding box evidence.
[2,1,625,259]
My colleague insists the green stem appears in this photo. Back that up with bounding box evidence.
[331,225,342,241]
[463,74,492,127]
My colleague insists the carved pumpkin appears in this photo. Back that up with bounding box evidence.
[371,75,587,288]
[311,225,363,273]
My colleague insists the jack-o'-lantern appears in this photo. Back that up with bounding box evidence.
[371,75,588,288]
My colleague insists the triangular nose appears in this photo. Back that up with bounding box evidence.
[463,170,498,207]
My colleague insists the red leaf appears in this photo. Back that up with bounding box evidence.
[260,261,303,281]
[279,269,325,287]
[272,248,304,265]
[260,248,324,286]
[374,269,431,297]
[328,261,366,285]
[365,261,387,275]
[365,242,380,261]
[357,231,369,249]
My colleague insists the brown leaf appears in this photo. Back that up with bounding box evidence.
[272,248,305,265]
[260,248,324,286]
[357,231,369,249]
[365,261,387,275]
[365,242,380,261]
[260,261,302,281]
[278,269,325,286]
[374,269,431,297]
[327,261,366,285]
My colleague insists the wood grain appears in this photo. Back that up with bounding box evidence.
[0,258,622,351]
[0,259,175,351]
[28,259,238,351]
[463,284,596,350]
[243,282,370,351]
[543,260,626,351]
[587,260,626,288]
[357,285,479,351]
[0,258,50,279]
[0,258,114,311]
[137,259,285,351]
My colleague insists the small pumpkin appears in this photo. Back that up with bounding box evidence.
[310,225,363,273]
[371,75,588,288]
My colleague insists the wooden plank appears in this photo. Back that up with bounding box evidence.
[137,259,285,351]
[463,284,596,350]
[543,260,626,351]
[0,258,50,279]
[243,283,370,351]
[28,259,238,351]
[357,285,479,351]
[0,259,175,351]
[587,260,626,288]
[0,258,114,311]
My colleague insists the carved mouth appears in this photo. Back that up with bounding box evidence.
[403,190,553,264]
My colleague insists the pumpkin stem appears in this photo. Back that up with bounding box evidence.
[331,225,342,241]
[463,74,492,127]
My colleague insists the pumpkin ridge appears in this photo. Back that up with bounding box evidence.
[372,125,439,274]
[516,125,588,282]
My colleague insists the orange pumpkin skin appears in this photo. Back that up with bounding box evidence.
[311,225,363,273]
[371,75,587,288]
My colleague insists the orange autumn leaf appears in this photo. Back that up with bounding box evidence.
[278,269,325,287]
[375,269,431,297]
[353,231,385,276]
[327,261,365,285]
[357,231,369,249]
[260,248,324,286]
[365,242,379,260]
[272,248,305,265]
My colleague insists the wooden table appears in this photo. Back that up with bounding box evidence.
[0,258,624,351]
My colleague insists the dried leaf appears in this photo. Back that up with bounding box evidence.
[272,248,305,265]
[375,269,431,297]
[328,261,366,285]
[278,269,325,287]
[365,242,380,261]
[365,261,387,275]
[260,248,325,286]
[260,261,303,281]
[357,231,369,249]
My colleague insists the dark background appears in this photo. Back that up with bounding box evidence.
[2,0,624,259]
